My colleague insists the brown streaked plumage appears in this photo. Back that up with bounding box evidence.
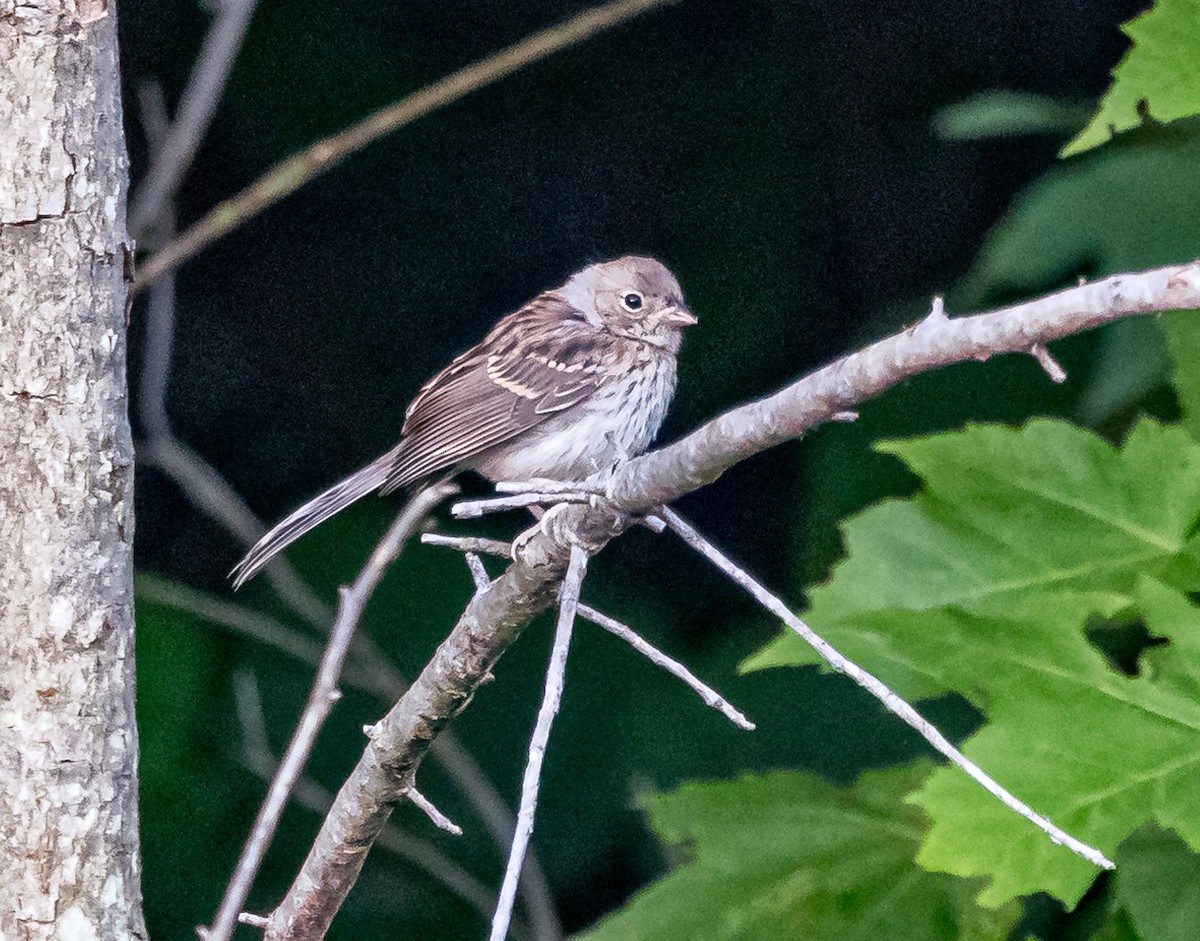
[231,256,696,588]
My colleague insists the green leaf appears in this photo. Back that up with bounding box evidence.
[746,419,1200,675]
[743,421,1200,907]
[574,765,1018,941]
[1115,823,1200,941]
[1064,0,1200,156]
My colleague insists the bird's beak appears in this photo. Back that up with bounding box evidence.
[661,306,698,328]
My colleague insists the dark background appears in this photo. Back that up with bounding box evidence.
[119,1,1147,938]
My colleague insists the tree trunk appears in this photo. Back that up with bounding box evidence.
[0,2,144,938]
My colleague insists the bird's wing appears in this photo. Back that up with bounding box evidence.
[381,328,605,492]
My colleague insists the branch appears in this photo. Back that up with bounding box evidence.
[657,508,1114,869]
[603,262,1200,511]
[202,484,452,941]
[490,545,588,941]
[230,669,528,939]
[133,0,677,291]
[263,260,1200,935]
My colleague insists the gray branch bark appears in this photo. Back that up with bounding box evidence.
[0,2,143,938]
[265,261,1200,938]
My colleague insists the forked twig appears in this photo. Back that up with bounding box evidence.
[658,506,1115,870]
[422,533,754,729]
[489,545,589,941]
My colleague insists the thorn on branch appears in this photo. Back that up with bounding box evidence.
[925,295,948,325]
[405,787,464,836]
[831,410,859,423]
[237,913,269,929]
[1030,344,1067,383]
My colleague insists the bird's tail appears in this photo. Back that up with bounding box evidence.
[230,451,397,589]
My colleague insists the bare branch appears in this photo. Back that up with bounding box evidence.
[490,546,588,941]
[133,0,677,291]
[579,605,754,731]
[453,491,596,519]
[604,261,1200,511]
[657,507,1115,870]
[231,670,527,939]
[203,484,453,941]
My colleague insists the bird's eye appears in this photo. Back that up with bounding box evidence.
[621,292,644,311]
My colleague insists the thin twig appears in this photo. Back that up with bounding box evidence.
[133,0,677,291]
[452,492,596,519]
[489,545,588,941]
[493,479,604,495]
[202,485,453,941]
[422,533,513,557]
[1031,343,1068,382]
[129,0,259,241]
[657,507,1116,870]
[405,787,464,836]
[579,605,754,730]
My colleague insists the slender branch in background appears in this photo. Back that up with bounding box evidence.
[489,546,588,941]
[230,670,531,941]
[423,533,755,730]
[203,485,454,941]
[132,0,677,292]
[657,507,1116,870]
[129,0,259,242]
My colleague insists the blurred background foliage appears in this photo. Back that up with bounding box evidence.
[117,0,1200,938]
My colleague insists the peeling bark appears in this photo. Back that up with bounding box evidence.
[0,2,145,938]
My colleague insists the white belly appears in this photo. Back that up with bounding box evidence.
[469,356,677,483]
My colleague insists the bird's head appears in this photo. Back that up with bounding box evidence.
[559,256,697,352]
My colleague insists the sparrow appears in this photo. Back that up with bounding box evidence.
[231,256,697,588]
